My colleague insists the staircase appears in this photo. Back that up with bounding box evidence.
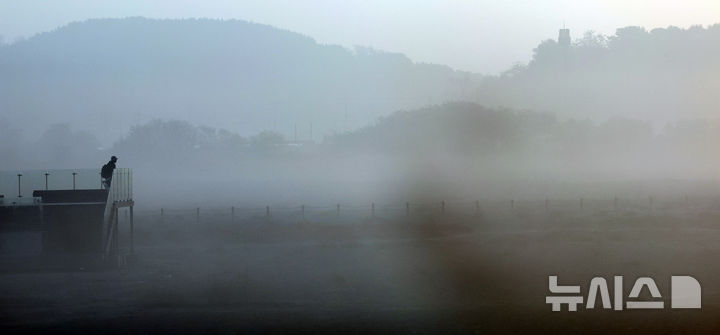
[101,168,134,266]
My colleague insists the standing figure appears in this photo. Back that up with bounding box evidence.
[101,156,118,190]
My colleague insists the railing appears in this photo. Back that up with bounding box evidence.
[0,168,105,207]
[0,169,103,197]
[103,168,133,265]
[108,168,133,203]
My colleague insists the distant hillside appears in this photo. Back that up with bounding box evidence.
[2,18,718,147]
[329,102,720,180]
[476,25,720,123]
[0,17,480,143]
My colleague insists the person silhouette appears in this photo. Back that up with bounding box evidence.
[101,156,117,190]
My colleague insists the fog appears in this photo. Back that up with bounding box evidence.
[1,19,719,204]
[2,13,720,334]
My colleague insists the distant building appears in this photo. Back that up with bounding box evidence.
[558,28,571,47]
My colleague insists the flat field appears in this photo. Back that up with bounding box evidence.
[2,205,720,334]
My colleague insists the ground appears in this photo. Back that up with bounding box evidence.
[2,205,720,334]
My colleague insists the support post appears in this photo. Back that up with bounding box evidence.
[72,172,77,190]
[45,173,49,190]
[130,205,134,255]
[113,205,119,265]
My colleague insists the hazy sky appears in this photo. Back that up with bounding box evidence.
[1,0,718,74]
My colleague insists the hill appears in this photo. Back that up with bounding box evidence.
[476,25,720,123]
[0,17,480,144]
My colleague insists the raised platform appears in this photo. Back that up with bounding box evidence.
[1,168,134,268]
[32,189,108,204]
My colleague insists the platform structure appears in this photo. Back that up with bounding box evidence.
[0,168,134,268]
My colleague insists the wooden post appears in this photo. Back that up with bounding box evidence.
[45,173,49,190]
[72,172,77,190]
[16,174,22,197]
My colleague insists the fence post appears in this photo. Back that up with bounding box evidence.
[196,207,200,224]
[45,173,50,190]
[406,202,410,217]
[72,172,77,190]
[17,174,22,197]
